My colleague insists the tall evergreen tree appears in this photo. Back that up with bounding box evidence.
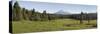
[41,10,48,21]
[32,8,35,15]
[43,10,46,15]
[30,8,36,21]
[27,10,32,20]
[13,1,23,21]
[80,12,84,24]
[22,8,28,20]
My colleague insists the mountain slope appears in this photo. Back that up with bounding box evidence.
[55,10,70,15]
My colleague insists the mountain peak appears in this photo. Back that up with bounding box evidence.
[55,10,70,15]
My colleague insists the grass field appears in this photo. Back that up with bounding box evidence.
[12,19,97,33]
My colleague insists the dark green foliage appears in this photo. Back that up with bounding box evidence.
[30,8,37,21]
[80,12,84,24]
[32,8,35,15]
[48,15,57,20]
[22,8,28,20]
[40,10,48,21]
[13,1,23,21]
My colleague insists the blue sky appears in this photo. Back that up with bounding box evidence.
[12,1,97,14]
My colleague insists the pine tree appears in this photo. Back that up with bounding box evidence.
[22,8,28,20]
[30,8,36,21]
[32,8,35,15]
[13,1,23,21]
[41,10,48,21]
[80,12,84,24]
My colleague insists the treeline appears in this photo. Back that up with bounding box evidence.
[69,12,97,20]
[12,1,59,21]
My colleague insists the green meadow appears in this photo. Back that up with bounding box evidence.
[12,19,97,33]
